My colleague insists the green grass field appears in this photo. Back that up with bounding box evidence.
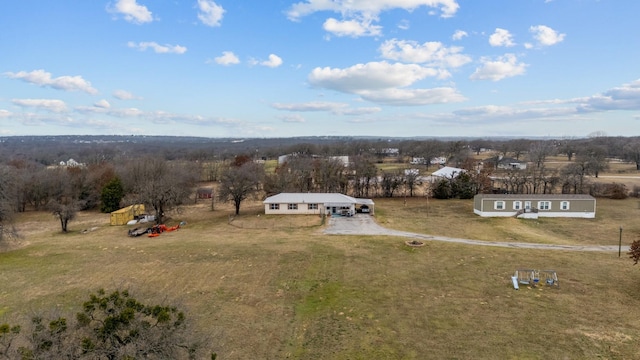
[2,197,640,359]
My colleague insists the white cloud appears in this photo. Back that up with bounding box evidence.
[308,61,464,106]
[127,41,187,54]
[452,104,574,123]
[397,19,410,30]
[530,25,565,47]
[279,114,306,123]
[452,30,467,40]
[309,61,440,93]
[470,54,527,81]
[0,109,12,118]
[287,0,459,38]
[108,0,153,24]
[197,0,225,27]
[489,28,515,47]
[337,107,382,115]
[5,69,98,94]
[272,101,348,112]
[323,17,382,37]
[576,79,640,112]
[287,0,460,20]
[379,39,471,68]
[357,87,465,106]
[113,90,141,100]
[75,105,144,118]
[94,99,111,109]
[12,99,68,113]
[272,101,382,115]
[260,54,283,68]
[145,111,243,127]
[213,51,240,65]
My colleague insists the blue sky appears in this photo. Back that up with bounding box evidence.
[1,0,639,138]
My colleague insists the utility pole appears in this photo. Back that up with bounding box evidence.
[619,226,623,258]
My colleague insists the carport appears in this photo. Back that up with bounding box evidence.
[355,198,375,215]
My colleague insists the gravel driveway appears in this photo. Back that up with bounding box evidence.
[324,214,627,252]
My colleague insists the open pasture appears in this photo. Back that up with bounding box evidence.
[1,198,640,359]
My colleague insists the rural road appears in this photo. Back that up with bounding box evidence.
[323,214,629,252]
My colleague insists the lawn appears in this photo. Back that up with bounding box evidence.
[1,198,640,359]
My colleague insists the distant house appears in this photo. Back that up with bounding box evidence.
[404,168,420,176]
[59,158,85,168]
[430,157,447,165]
[196,188,213,199]
[483,155,527,170]
[263,193,375,216]
[473,194,596,218]
[381,148,399,157]
[410,157,427,165]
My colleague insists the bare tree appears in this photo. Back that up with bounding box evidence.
[418,140,444,170]
[350,155,378,198]
[560,162,589,194]
[558,138,578,161]
[446,141,470,167]
[264,162,296,196]
[403,170,421,197]
[469,139,489,156]
[218,161,264,215]
[47,168,84,233]
[120,158,198,224]
[380,170,403,197]
[0,166,19,243]
[528,141,553,169]
[313,158,347,193]
[508,139,531,160]
[284,157,315,192]
[623,140,640,170]
[577,145,608,178]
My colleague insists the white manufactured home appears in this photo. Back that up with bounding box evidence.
[263,193,375,216]
[473,194,596,218]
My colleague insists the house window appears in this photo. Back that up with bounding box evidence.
[513,201,522,210]
[494,201,505,210]
[288,204,298,210]
[308,203,318,210]
[538,201,551,210]
[524,201,532,210]
[269,204,279,210]
[560,201,570,210]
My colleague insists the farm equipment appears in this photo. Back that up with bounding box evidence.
[127,223,181,237]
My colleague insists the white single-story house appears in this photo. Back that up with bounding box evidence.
[473,194,596,218]
[483,156,527,170]
[263,193,375,216]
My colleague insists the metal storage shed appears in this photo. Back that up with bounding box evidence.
[110,204,146,226]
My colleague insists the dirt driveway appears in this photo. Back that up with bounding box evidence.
[324,214,626,252]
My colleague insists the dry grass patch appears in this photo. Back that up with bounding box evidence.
[2,198,640,359]
[374,197,640,246]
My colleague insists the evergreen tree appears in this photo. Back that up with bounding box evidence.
[100,177,124,213]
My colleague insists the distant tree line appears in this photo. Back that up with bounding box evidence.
[2,135,640,241]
